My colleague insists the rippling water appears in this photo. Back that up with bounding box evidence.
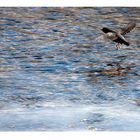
[0,7,140,131]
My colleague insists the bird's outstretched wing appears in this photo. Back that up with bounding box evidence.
[120,22,136,35]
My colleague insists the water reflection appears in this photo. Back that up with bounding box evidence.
[0,7,140,131]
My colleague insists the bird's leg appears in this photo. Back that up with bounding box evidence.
[116,43,121,49]
[115,43,119,49]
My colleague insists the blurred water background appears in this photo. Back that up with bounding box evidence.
[0,7,140,131]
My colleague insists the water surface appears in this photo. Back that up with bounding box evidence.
[0,7,140,131]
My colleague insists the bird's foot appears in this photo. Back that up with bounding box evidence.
[116,43,121,49]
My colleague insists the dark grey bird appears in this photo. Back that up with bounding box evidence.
[101,22,136,49]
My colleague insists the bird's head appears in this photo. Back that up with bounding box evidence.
[101,27,112,33]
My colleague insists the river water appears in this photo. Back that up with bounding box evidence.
[0,7,140,131]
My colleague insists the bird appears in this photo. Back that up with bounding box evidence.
[101,22,136,49]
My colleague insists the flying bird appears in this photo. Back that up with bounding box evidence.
[101,22,136,49]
